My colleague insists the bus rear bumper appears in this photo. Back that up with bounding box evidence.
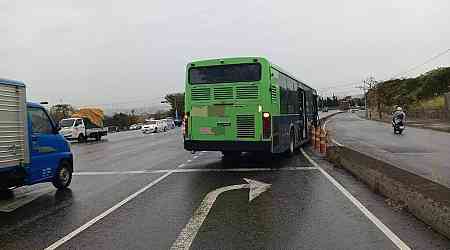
[184,140,271,152]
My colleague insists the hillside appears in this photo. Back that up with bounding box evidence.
[374,67,450,110]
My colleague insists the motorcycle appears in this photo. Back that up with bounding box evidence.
[392,118,405,135]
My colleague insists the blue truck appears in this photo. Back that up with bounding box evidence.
[0,78,73,191]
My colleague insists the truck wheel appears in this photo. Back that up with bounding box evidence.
[52,161,73,190]
[78,134,86,143]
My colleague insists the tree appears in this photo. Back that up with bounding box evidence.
[149,110,169,120]
[50,104,75,122]
[163,93,184,119]
[103,113,131,129]
[332,95,339,107]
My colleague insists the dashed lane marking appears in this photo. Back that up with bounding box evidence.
[301,148,410,250]
[73,167,319,176]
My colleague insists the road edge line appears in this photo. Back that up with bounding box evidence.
[300,148,410,250]
[44,170,175,250]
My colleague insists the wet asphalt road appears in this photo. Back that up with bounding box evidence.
[0,128,449,249]
[327,111,450,188]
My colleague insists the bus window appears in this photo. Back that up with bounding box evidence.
[189,63,261,84]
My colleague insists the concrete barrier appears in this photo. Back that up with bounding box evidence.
[327,145,450,239]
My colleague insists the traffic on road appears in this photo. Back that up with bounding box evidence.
[2,1,450,248]
[1,57,449,249]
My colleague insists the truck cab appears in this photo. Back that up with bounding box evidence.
[60,114,107,143]
[60,118,86,141]
[0,79,73,191]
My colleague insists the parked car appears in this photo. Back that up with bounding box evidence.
[108,126,119,133]
[141,120,168,133]
[163,118,176,129]
[174,119,183,127]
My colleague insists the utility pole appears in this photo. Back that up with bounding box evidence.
[356,77,377,119]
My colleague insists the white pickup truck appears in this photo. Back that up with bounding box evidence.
[59,117,107,142]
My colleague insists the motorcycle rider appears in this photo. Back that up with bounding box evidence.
[392,106,406,126]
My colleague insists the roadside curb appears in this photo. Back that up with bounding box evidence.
[326,145,450,239]
[321,113,450,239]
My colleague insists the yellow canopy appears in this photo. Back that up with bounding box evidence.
[72,108,104,127]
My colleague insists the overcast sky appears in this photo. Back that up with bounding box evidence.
[2,0,449,109]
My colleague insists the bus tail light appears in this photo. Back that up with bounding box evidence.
[183,113,189,137]
[262,112,271,139]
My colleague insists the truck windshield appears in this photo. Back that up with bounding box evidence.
[60,119,75,127]
[189,63,261,84]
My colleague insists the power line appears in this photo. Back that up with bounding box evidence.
[388,48,450,80]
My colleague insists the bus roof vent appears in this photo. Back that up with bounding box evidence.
[236,85,258,99]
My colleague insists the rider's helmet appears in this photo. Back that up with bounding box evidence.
[396,106,402,111]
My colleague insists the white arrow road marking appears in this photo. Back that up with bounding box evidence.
[170,178,271,250]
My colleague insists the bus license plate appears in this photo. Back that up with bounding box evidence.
[200,127,214,135]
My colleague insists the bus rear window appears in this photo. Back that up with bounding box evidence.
[189,63,261,84]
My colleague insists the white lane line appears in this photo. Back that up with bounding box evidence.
[74,171,147,176]
[45,170,176,250]
[321,112,345,147]
[187,160,192,163]
[300,148,410,250]
[331,138,344,147]
[322,116,333,130]
[177,164,186,168]
[193,156,199,159]
[172,167,318,173]
[73,167,319,176]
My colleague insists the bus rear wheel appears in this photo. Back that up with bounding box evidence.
[288,130,295,155]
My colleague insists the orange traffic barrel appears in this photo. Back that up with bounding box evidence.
[320,129,327,154]
[315,127,321,150]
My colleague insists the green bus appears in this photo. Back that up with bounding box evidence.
[183,57,318,156]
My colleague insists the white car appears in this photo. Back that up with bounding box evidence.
[141,120,168,133]
[162,119,175,129]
